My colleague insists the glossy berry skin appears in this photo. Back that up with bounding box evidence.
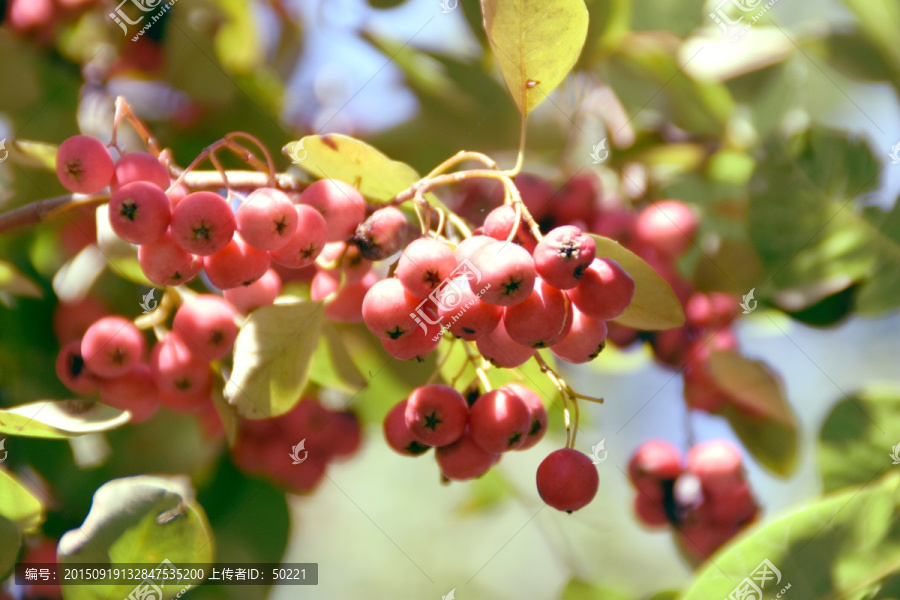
[204,234,271,290]
[436,432,498,481]
[469,241,536,307]
[550,307,608,364]
[108,181,171,244]
[267,204,328,268]
[172,295,238,361]
[383,399,431,456]
[635,200,698,258]
[395,237,458,300]
[81,316,146,378]
[628,440,683,499]
[150,334,212,409]
[475,318,535,369]
[468,388,531,453]
[404,385,469,447]
[235,187,299,251]
[361,278,423,340]
[454,235,495,264]
[55,341,100,394]
[686,440,743,494]
[482,204,538,252]
[138,231,202,287]
[504,383,547,450]
[111,152,170,191]
[536,448,599,513]
[224,268,282,315]
[56,135,114,194]
[99,363,160,423]
[503,278,571,348]
[435,276,502,341]
[381,322,441,361]
[568,258,635,321]
[533,226,596,290]
[299,179,367,242]
[170,191,235,256]
[352,206,408,260]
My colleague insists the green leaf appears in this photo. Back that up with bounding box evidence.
[51,244,105,303]
[589,234,685,330]
[682,472,900,600]
[213,0,264,74]
[0,517,21,580]
[210,384,239,448]
[0,400,130,439]
[288,134,425,204]
[59,475,213,600]
[0,260,41,298]
[707,351,795,427]
[309,323,367,394]
[560,579,633,600]
[480,0,589,115]
[819,385,900,493]
[720,404,798,477]
[95,205,153,287]
[225,301,324,419]
[0,469,44,533]
[6,139,57,170]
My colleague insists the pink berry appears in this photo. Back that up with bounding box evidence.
[138,231,202,286]
[55,341,100,395]
[454,235,495,264]
[108,181,171,244]
[568,258,635,320]
[628,440,683,500]
[635,200,699,258]
[352,206,409,260]
[395,237,458,300]
[81,316,146,378]
[469,241,536,307]
[533,226,596,290]
[482,205,538,252]
[224,269,282,315]
[204,234,271,290]
[53,296,107,344]
[150,333,212,407]
[317,242,371,284]
[172,295,238,361]
[685,292,740,329]
[267,204,328,268]
[383,399,431,456]
[380,320,441,361]
[550,307,608,364]
[435,276,501,341]
[475,318,535,368]
[436,432,498,481]
[683,365,728,413]
[686,441,743,494]
[235,187,299,251]
[536,448,599,513]
[468,388,531,453]
[513,173,554,221]
[504,383,547,450]
[502,278,571,348]
[706,482,757,525]
[299,179,367,242]
[404,385,469,447]
[56,135,114,194]
[361,278,423,340]
[170,191,235,256]
[111,152,170,191]
[312,270,375,323]
[634,492,669,527]
[99,363,161,423]
[551,173,598,225]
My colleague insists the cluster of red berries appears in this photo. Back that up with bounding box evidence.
[5,0,97,38]
[628,440,758,558]
[231,397,361,494]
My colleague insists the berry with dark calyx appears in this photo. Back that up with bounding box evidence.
[111,152,170,191]
[361,278,423,340]
[468,388,531,453]
[628,440,683,499]
[108,181,171,244]
[536,448,599,513]
[299,179,367,242]
[475,318,535,368]
[436,431,498,481]
[172,295,239,361]
[550,307,608,364]
[312,270,376,323]
[568,258,635,320]
[99,363,161,423]
[635,199,699,258]
[483,204,538,252]
[56,135,114,194]
[502,278,571,348]
[533,226,596,290]
[634,492,670,527]
[203,234,271,290]
[395,237,458,300]
[435,276,501,341]
[469,240,536,307]
[383,399,431,456]
[235,187,299,251]
[170,191,235,256]
[224,268,282,315]
[352,206,409,260]
[55,341,100,394]
[138,231,202,286]
[381,318,441,361]
[267,204,328,268]
[404,385,469,447]
[504,383,547,450]
[686,440,743,495]
[81,316,146,378]
[150,333,212,409]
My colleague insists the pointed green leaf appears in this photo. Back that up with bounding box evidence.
[0,469,44,533]
[481,0,589,115]
[720,404,798,477]
[0,400,130,439]
[0,517,21,580]
[560,579,632,600]
[6,139,57,170]
[225,301,324,419]
[589,234,685,330]
[309,323,367,394]
[0,260,41,298]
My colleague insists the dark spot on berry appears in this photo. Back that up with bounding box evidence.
[529,419,542,436]
[66,160,85,181]
[120,201,138,221]
[532,340,547,348]
[274,216,289,235]
[386,326,405,340]
[300,244,318,259]
[502,277,522,296]
[508,431,523,447]
[175,378,192,391]
[423,269,442,289]
[192,223,212,241]
[588,343,605,359]
[171,271,183,281]
[111,348,126,365]
[405,441,430,455]
[210,330,224,346]
[573,264,587,280]
[462,327,476,335]
[423,411,442,431]
[68,353,85,377]
[557,241,579,260]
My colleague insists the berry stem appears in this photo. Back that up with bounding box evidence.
[426,338,458,385]
[462,341,493,393]
[111,96,161,156]
[425,151,498,178]
[506,110,527,178]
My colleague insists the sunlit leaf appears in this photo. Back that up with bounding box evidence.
[225,301,324,419]
[95,204,152,287]
[481,0,589,115]
[0,400,130,439]
[560,579,632,600]
[6,139,57,170]
[309,323,367,395]
[720,404,798,477]
[0,517,21,580]
[0,261,41,298]
[0,469,44,533]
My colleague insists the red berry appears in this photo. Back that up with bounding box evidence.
[235,187,299,251]
[482,205,537,252]
[170,191,236,256]
[395,237,458,300]
[634,492,669,527]
[352,206,409,260]
[320,411,362,459]
[81,316,146,378]
[475,318,535,368]
[469,241,536,307]
[267,204,328,268]
[628,440,682,499]
[55,341,100,395]
[404,385,468,447]
[52,296,107,344]
[567,258,635,320]
[468,388,531,453]
[56,135,114,194]
[435,276,502,341]
[685,292,740,329]
[299,179,367,242]
[224,268,282,315]
[383,399,431,456]
[502,278,571,348]
[436,431,498,481]
[635,200,698,258]
[138,231,203,286]
[551,173,598,225]
[172,295,238,361]
[706,482,757,525]
[204,234,271,290]
[108,181,171,244]
[513,173,554,221]
[312,269,375,323]
[380,321,441,361]
[99,363,161,423]
[454,235,495,264]
[536,448,599,513]
[150,333,211,408]
[533,226,596,290]
[361,278,423,340]
[686,440,743,494]
[504,383,547,450]
[550,307,608,364]
[683,364,728,413]
[317,242,371,284]
[111,152,170,191]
